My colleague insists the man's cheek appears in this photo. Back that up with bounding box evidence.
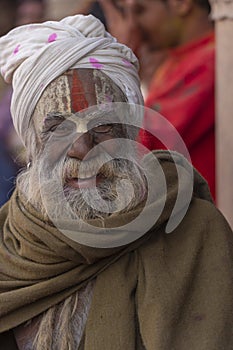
[42,136,74,169]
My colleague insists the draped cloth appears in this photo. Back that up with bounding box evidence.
[1,151,233,349]
[0,14,143,146]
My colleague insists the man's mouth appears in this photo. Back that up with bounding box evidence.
[66,173,105,189]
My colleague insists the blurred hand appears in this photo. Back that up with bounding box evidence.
[99,0,167,92]
[99,0,142,53]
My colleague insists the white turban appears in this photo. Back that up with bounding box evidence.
[0,15,143,146]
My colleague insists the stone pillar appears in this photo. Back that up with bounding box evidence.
[210,0,233,227]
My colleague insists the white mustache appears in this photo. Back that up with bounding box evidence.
[63,153,115,181]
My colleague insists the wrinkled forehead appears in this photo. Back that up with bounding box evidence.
[33,68,126,132]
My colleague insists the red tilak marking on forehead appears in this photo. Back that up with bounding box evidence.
[71,70,89,112]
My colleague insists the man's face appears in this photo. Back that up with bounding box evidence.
[33,69,127,188]
[22,69,146,221]
[114,0,181,50]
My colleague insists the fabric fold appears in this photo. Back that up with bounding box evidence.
[0,151,214,335]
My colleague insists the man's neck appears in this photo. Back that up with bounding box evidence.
[178,10,214,46]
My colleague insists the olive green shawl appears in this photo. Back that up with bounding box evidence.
[0,151,233,349]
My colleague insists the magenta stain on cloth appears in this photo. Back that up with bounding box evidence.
[48,33,57,43]
[13,45,20,55]
[89,57,103,69]
[106,95,113,103]
[122,59,132,67]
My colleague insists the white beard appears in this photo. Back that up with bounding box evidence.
[17,153,147,223]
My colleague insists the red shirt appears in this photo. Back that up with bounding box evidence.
[140,32,215,199]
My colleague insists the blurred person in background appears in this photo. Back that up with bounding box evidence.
[0,0,18,37]
[45,0,88,20]
[100,0,167,96]
[0,88,20,206]
[16,0,45,25]
[100,0,215,200]
[0,0,45,207]
[0,0,20,206]
[45,0,105,22]
[88,1,107,27]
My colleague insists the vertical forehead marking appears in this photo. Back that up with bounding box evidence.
[43,75,71,113]
[56,74,72,114]
[93,70,115,106]
[33,75,71,132]
[71,70,89,112]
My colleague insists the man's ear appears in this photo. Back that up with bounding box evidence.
[168,0,194,16]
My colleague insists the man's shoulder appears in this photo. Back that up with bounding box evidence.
[180,197,231,238]
[138,196,232,263]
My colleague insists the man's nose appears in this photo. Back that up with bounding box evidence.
[67,132,94,160]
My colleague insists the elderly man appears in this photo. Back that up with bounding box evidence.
[0,14,233,350]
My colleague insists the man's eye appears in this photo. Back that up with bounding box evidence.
[92,124,113,134]
[50,121,75,136]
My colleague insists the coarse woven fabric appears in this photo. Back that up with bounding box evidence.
[0,151,233,349]
[0,14,143,146]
